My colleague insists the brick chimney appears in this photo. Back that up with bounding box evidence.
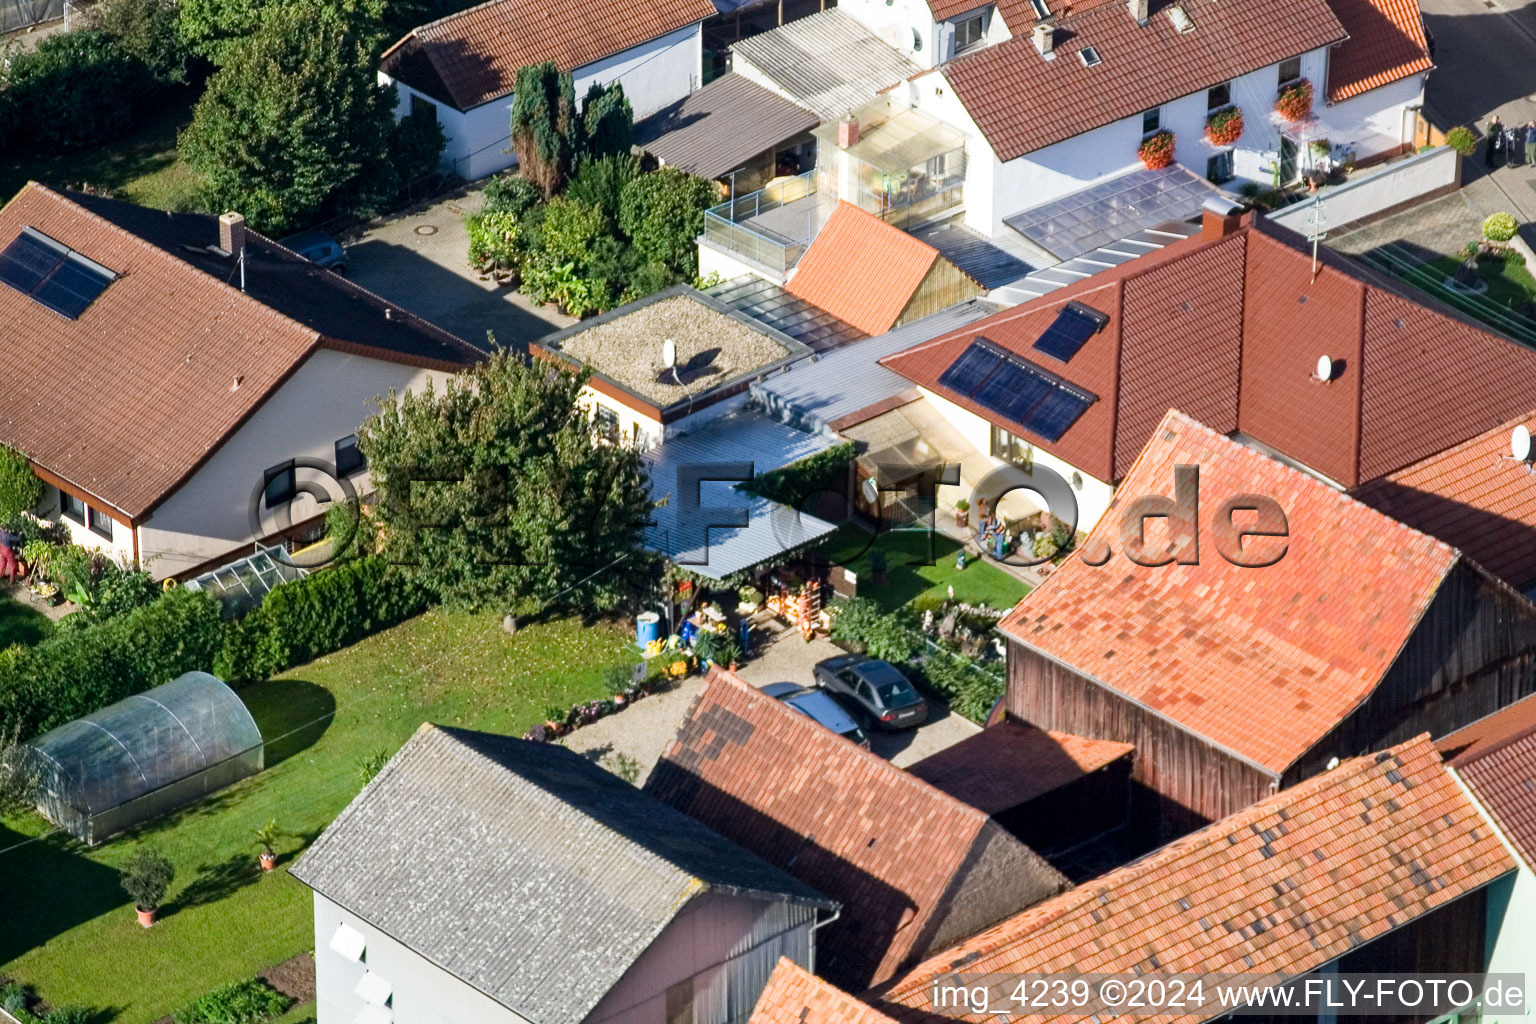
[1032,20,1055,55]
[1128,0,1149,23]
[219,212,246,257]
[1200,196,1245,240]
[838,115,860,148]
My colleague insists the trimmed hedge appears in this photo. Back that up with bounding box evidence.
[0,587,225,740]
[215,556,428,683]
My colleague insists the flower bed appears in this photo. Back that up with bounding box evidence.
[1138,130,1175,170]
[1205,106,1244,146]
[1274,79,1312,123]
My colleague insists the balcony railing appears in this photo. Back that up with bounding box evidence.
[702,171,827,276]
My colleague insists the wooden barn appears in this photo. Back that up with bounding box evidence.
[1000,411,1536,839]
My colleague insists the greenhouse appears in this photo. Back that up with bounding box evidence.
[18,672,264,844]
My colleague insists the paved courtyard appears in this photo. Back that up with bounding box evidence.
[341,185,574,352]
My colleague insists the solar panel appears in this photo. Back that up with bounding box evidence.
[938,338,1098,443]
[937,340,1004,395]
[0,227,116,319]
[1023,384,1095,441]
[1033,302,1109,361]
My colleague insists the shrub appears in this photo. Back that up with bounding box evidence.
[1484,212,1519,243]
[581,80,634,162]
[1445,125,1477,156]
[174,978,290,1024]
[604,751,642,784]
[356,748,389,786]
[482,174,543,217]
[4,30,155,153]
[0,586,224,741]
[1138,130,1175,170]
[0,444,43,521]
[618,167,717,281]
[389,111,447,186]
[466,210,528,272]
[914,650,1003,722]
[119,847,174,910]
[739,443,854,507]
[567,154,641,225]
[88,0,187,84]
[214,556,428,683]
[828,597,884,652]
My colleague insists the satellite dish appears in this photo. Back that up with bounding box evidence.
[662,338,677,369]
[1315,354,1334,381]
[1513,424,1532,462]
[861,477,879,505]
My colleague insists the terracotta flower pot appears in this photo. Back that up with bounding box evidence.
[136,905,157,928]
[259,851,277,872]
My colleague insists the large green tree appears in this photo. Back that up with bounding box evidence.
[357,351,653,623]
[618,166,717,281]
[509,61,581,197]
[178,0,395,234]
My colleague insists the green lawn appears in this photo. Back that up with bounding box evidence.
[1390,255,1536,345]
[820,526,1031,614]
[0,596,53,648]
[0,608,637,1022]
[0,89,203,210]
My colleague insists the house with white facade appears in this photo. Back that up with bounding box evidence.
[379,0,715,180]
[293,723,836,1024]
[0,183,481,580]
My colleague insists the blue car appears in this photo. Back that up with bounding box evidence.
[761,682,871,748]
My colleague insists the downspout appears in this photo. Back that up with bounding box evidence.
[808,905,842,975]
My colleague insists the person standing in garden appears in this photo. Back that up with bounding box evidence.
[0,527,20,584]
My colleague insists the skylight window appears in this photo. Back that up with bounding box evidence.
[1033,302,1110,361]
[1167,5,1194,32]
[1078,46,1102,67]
[937,338,1098,442]
[0,227,116,319]
[1029,0,1050,16]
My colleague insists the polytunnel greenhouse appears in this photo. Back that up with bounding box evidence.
[18,671,264,844]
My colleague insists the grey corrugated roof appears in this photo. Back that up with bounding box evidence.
[751,301,992,435]
[634,74,820,181]
[293,725,831,1023]
[644,410,840,578]
[730,9,921,122]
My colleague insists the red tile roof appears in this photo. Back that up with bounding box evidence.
[1325,0,1433,102]
[874,735,1515,1024]
[380,0,715,110]
[998,411,1459,775]
[644,669,1069,989]
[880,217,1536,489]
[1352,411,1536,591]
[787,203,958,336]
[940,0,1345,161]
[906,719,1133,814]
[0,184,473,520]
[752,960,902,1024]
[1438,698,1536,869]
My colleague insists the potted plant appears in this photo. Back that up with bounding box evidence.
[120,847,174,927]
[1138,130,1176,170]
[1205,106,1244,146]
[1274,79,1313,123]
[737,585,763,614]
[693,628,724,666]
[542,704,568,736]
[954,498,970,528]
[717,638,742,673]
[1309,138,1331,160]
[254,819,283,872]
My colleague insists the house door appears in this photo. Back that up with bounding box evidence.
[1279,137,1299,185]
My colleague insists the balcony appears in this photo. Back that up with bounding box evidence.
[814,106,967,229]
[701,171,835,277]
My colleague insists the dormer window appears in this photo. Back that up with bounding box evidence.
[954,11,986,53]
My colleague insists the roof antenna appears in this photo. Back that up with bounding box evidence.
[1502,424,1534,474]
[1305,192,1328,284]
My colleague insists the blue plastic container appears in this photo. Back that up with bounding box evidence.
[636,611,662,648]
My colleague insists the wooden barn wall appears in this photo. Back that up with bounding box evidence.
[896,260,983,328]
[1006,644,1278,839]
[1288,564,1536,786]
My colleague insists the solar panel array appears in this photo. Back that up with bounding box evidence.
[1033,302,1109,362]
[937,338,1097,442]
[0,227,116,319]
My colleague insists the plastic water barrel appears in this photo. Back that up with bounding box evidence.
[636,611,662,648]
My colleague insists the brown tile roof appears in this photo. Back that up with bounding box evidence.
[786,203,957,336]
[940,0,1345,162]
[906,719,1133,815]
[874,735,1515,1024]
[1325,0,1433,102]
[1352,411,1536,591]
[997,411,1460,776]
[644,669,1070,989]
[1438,698,1536,869]
[751,960,902,1024]
[381,0,715,110]
[0,184,477,519]
[879,217,1536,489]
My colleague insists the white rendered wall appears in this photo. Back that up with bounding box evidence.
[1315,74,1427,162]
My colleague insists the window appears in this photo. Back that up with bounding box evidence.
[87,506,114,541]
[1278,56,1302,85]
[0,227,116,320]
[954,12,985,52]
[858,680,876,704]
[1029,0,1049,15]
[594,405,619,443]
[263,460,297,510]
[1078,45,1101,67]
[60,491,85,524]
[1206,149,1235,184]
[666,979,693,1024]
[991,426,1034,469]
[1141,107,1161,136]
[410,94,437,123]
[334,434,365,476]
[1207,82,1230,110]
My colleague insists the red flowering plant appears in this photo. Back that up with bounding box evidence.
[1205,106,1245,146]
[1274,78,1313,123]
[1138,130,1176,170]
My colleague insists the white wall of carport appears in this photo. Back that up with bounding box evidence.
[383,22,705,181]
